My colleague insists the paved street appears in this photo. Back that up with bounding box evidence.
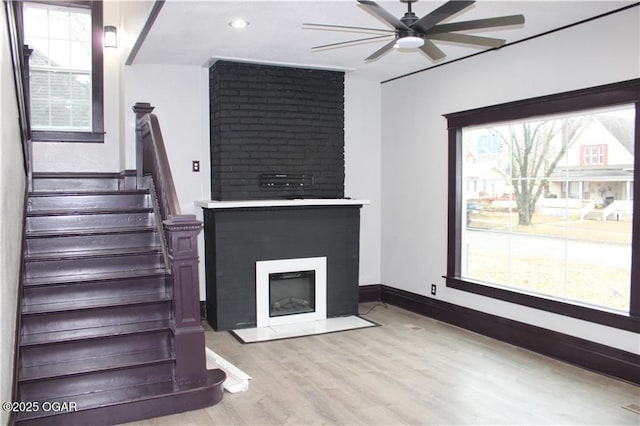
[464,228,631,269]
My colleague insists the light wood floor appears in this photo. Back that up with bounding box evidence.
[125,303,640,425]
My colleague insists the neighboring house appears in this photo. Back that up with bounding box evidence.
[464,161,512,200]
[548,114,635,207]
[464,113,634,217]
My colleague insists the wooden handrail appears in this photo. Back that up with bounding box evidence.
[4,1,33,188]
[132,102,208,385]
[132,103,181,218]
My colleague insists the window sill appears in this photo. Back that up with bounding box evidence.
[32,130,105,143]
[444,275,639,332]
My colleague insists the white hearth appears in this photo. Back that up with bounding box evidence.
[255,257,327,328]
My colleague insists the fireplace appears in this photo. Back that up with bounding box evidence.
[199,200,368,331]
[256,257,327,327]
[202,62,363,331]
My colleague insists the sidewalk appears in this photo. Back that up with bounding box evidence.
[469,212,632,244]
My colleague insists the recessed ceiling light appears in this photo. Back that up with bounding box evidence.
[229,19,249,29]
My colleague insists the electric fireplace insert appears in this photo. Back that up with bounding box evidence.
[269,270,316,317]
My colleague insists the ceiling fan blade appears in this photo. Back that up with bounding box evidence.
[412,0,475,33]
[357,0,410,31]
[427,32,505,48]
[425,15,525,34]
[303,23,394,34]
[312,35,394,51]
[365,38,398,61]
[419,39,446,61]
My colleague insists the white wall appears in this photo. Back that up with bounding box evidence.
[125,65,384,299]
[118,0,156,170]
[380,8,640,353]
[125,63,210,297]
[125,64,207,215]
[0,10,27,425]
[345,75,382,285]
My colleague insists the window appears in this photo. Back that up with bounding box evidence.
[23,1,104,142]
[446,80,640,331]
[581,145,607,166]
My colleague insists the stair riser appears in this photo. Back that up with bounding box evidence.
[27,212,155,232]
[32,177,120,192]
[26,231,159,255]
[25,253,165,279]
[29,193,151,211]
[19,362,175,402]
[24,276,169,306]
[20,331,172,369]
[21,302,171,335]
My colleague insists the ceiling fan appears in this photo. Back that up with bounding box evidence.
[303,0,525,62]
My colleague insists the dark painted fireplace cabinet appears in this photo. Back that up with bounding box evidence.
[198,199,369,331]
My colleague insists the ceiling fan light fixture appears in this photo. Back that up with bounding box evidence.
[229,19,249,29]
[394,36,424,49]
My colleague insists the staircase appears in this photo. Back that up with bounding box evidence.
[583,210,604,221]
[14,172,225,425]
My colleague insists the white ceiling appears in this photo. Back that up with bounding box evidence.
[132,0,636,82]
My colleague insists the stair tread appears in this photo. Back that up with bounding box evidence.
[20,348,173,382]
[32,172,122,178]
[26,226,156,239]
[21,319,172,347]
[22,292,171,315]
[14,368,226,422]
[25,246,162,262]
[24,269,168,287]
[29,189,149,197]
[27,207,153,216]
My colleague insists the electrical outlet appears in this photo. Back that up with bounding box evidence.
[431,284,437,296]
[192,160,200,172]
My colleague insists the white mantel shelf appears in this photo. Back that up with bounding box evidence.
[196,199,370,209]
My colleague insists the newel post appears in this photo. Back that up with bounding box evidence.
[164,214,207,385]
[132,102,154,189]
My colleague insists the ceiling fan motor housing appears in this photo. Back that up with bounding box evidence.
[400,15,419,30]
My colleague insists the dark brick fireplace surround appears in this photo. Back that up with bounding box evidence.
[209,60,345,200]
[202,61,364,331]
